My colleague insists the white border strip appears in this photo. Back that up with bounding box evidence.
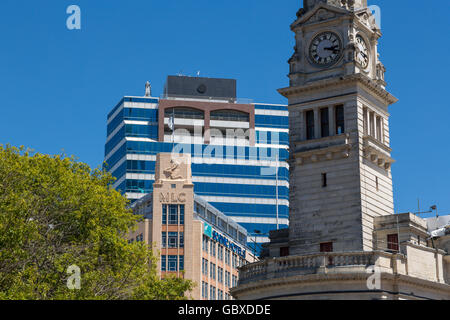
[231,216,289,225]
[104,139,126,162]
[126,193,289,206]
[255,109,289,117]
[107,98,159,124]
[247,236,271,243]
[118,154,289,170]
[117,173,289,188]
[256,127,289,133]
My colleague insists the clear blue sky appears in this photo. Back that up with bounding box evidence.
[0,0,448,217]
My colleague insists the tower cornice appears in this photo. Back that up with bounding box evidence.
[278,73,398,106]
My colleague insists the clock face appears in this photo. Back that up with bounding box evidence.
[309,32,342,66]
[356,35,369,68]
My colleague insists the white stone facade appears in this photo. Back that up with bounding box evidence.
[232,0,450,300]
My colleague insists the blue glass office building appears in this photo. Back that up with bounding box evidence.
[104,76,289,247]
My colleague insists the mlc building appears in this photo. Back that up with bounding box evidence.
[105,76,289,248]
[128,153,257,300]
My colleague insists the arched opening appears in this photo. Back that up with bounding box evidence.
[210,109,249,122]
[164,107,205,144]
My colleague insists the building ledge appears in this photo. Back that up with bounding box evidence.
[293,134,351,165]
[233,250,450,299]
[363,135,395,170]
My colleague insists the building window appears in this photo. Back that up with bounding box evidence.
[162,205,167,225]
[168,204,178,224]
[387,234,399,252]
[202,282,208,300]
[229,227,237,239]
[167,232,177,248]
[335,105,345,134]
[232,275,237,288]
[210,110,250,122]
[375,176,379,192]
[161,256,166,271]
[320,242,334,266]
[202,258,208,275]
[225,250,230,266]
[210,286,216,301]
[203,235,209,253]
[320,242,333,252]
[168,255,178,272]
[207,211,217,225]
[163,232,183,248]
[210,263,216,280]
[161,255,180,272]
[280,247,289,257]
[179,256,184,271]
[306,110,315,140]
[162,204,184,225]
[196,203,206,218]
[210,241,216,257]
[162,232,167,248]
[165,107,204,120]
[180,205,185,225]
[322,173,327,188]
[320,108,329,138]
[225,271,230,287]
[376,116,382,142]
[218,245,224,261]
[218,267,223,284]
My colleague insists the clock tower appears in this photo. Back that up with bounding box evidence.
[279,0,398,255]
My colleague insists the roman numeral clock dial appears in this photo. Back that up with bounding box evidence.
[309,32,342,67]
[356,35,369,69]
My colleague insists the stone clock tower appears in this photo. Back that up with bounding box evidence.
[232,1,450,301]
[279,0,398,255]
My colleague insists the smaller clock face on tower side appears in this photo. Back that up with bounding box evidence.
[309,31,342,67]
[356,35,369,69]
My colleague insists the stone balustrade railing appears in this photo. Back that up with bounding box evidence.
[238,251,404,285]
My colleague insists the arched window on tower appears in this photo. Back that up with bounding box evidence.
[335,105,345,135]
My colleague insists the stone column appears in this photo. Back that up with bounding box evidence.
[314,108,320,139]
[328,106,335,136]
[299,110,305,141]
[363,107,369,136]
[369,111,375,137]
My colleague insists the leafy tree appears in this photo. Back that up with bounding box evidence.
[0,145,194,300]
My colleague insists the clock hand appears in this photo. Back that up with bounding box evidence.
[324,46,340,53]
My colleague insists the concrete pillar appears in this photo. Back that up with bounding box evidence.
[299,110,305,141]
[314,108,320,139]
[328,106,335,136]
[363,107,369,136]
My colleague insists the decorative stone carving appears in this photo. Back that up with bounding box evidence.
[163,159,183,180]
[145,81,151,97]
[376,60,386,82]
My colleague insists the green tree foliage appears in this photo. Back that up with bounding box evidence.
[0,145,194,300]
